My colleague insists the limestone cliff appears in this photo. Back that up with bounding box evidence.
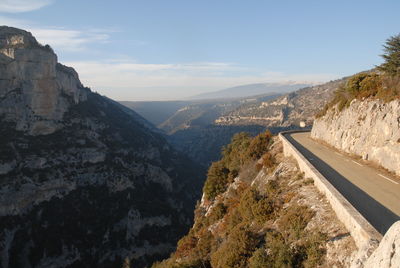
[0,26,87,136]
[0,26,202,268]
[364,221,400,268]
[215,79,346,128]
[311,99,400,176]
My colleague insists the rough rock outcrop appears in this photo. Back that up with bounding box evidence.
[215,78,345,128]
[311,99,400,175]
[0,26,87,135]
[0,26,202,268]
[364,221,400,268]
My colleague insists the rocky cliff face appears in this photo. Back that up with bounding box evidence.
[215,79,346,128]
[311,99,400,176]
[363,221,400,268]
[0,26,87,136]
[0,26,202,268]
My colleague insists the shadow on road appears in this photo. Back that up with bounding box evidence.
[285,134,400,235]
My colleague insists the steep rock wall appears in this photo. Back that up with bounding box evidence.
[0,26,203,268]
[311,99,400,176]
[0,26,87,135]
[364,221,400,268]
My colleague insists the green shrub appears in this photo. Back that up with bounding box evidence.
[378,75,400,101]
[264,230,295,268]
[210,225,259,268]
[194,230,215,261]
[249,228,327,268]
[279,205,315,241]
[207,202,227,224]
[175,233,198,257]
[203,160,230,200]
[246,130,273,160]
[238,188,274,224]
[222,132,252,173]
[315,71,397,117]
[225,207,243,232]
[347,73,370,94]
[248,247,270,268]
[265,180,279,196]
[302,232,327,268]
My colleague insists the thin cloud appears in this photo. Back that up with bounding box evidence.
[64,59,339,100]
[31,28,110,51]
[0,0,53,13]
[0,16,111,51]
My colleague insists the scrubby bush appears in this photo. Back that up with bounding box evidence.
[225,207,243,232]
[256,151,276,171]
[261,152,275,168]
[316,71,398,117]
[222,132,252,173]
[238,187,275,224]
[378,75,400,101]
[175,231,198,258]
[258,228,326,268]
[152,127,332,268]
[279,205,315,241]
[264,230,296,268]
[246,130,273,160]
[203,160,229,200]
[358,73,383,99]
[193,230,215,261]
[203,130,275,200]
[248,247,269,268]
[302,232,327,268]
[207,202,227,224]
[316,34,400,118]
[210,225,260,268]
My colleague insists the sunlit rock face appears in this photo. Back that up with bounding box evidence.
[312,99,400,176]
[0,26,87,135]
[214,79,345,128]
[363,221,400,268]
[0,26,202,268]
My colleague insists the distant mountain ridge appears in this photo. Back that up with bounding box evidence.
[120,100,191,126]
[214,79,347,128]
[121,94,281,134]
[189,83,310,100]
[120,80,344,168]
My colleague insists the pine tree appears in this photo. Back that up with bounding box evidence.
[378,34,400,75]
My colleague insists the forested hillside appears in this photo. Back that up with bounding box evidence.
[152,132,356,268]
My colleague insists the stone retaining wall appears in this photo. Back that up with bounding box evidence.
[279,132,382,249]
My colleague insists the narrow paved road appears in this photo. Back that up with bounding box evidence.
[285,132,400,235]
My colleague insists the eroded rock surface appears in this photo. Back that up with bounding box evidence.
[0,26,202,268]
[0,26,87,135]
[360,221,400,268]
[311,99,400,176]
[215,79,345,128]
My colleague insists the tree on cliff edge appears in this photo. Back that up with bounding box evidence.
[378,34,400,75]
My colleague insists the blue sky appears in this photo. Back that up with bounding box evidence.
[1,0,399,100]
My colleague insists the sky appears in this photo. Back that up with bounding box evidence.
[0,0,399,101]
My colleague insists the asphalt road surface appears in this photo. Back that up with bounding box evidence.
[285,132,400,235]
